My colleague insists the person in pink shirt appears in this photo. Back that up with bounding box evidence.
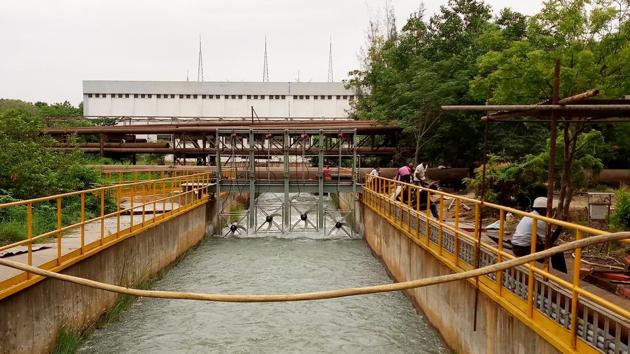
[395,162,414,183]
[393,162,414,201]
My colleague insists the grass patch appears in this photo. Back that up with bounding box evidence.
[53,328,83,354]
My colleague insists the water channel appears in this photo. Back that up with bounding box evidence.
[79,194,449,353]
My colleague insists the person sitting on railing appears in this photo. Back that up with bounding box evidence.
[414,182,439,218]
[511,197,567,273]
[369,166,381,177]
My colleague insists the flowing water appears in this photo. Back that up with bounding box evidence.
[79,194,449,354]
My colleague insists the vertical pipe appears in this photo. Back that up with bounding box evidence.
[249,129,256,228]
[56,197,62,265]
[318,130,325,229]
[545,59,561,269]
[283,129,290,227]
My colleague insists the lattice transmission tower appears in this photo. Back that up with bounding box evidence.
[328,36,334,82]
[197,37,204,82]
[262,36,270,82]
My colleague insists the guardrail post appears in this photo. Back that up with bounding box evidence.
[80,193,85,253]
[100,189,105,244]
[528,217,538,318]
[56,196,62,265]
[570,230,583,349]
[496,209,505,294]
[425,190,431,245]
[455,199,460,267]
[27,202,32,279]
[438,195,444,255]
[116,185,121,236]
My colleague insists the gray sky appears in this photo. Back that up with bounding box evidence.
[0,0,543,105]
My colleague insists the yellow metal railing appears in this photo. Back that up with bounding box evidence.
[96,166,215,185]
[362,175,629,354]
[0,172,214,300]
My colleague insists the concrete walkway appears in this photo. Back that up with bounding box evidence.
[0,198,181,283]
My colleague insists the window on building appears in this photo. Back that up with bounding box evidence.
[125,94,130,98]
[260,95,265,99]
[342,95,347,99]
[87,94,93,98]
[349,95,354,100]
[275,95,280,99]
[118,94,123,98]
[140,94,145,98]
[178,94,183,98]
[299,95,304,99]
[327,95,332,100]
[185,94,190,99]
[224,95,229,99]
[305,95,310,99]
[231,95,236,99]
[237,95,242,99]
[314,95,319,100]
[269,95,274,100]
[253,95,258,99]
[247,95,251,99]
[157,94,162,99]
[193,94,198,99]
[148,94,153,98]
[281,95,286,99]
[94,93,100,98]
[134,94,139,98]
[336,95,341,99]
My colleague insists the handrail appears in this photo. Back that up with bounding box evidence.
[0,172,214,300]
[362,175,630,354]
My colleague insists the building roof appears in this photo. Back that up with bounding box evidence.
[83,81,354,96]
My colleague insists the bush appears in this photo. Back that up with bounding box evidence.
[611,187,630,231]
[464,155,547,209]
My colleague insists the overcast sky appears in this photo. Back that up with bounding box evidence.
[0,0,543,105]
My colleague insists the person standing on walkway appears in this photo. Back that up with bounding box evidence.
[511,197,567,273]
[413,160,428,186]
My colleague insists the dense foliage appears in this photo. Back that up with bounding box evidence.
[0,99,101,199]
[611,187,630,230]
[349,0,629,210]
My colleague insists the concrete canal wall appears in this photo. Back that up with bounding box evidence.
[360,204,560,354]
[0,202,213,354]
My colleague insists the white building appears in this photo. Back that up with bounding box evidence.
[83,81,355,120]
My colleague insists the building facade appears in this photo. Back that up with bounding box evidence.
[83,81,355,120]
